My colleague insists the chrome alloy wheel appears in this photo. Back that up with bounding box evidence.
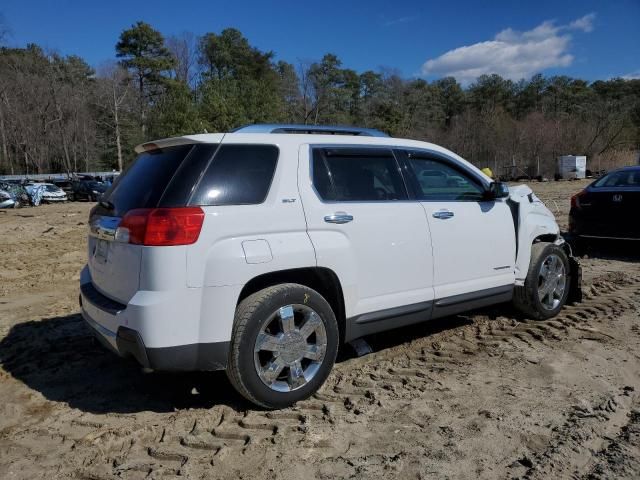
[537,253,567,310]
[253,304,327,392]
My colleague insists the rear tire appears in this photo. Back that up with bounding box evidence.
[226,283,339,409]
[513,242,570,320]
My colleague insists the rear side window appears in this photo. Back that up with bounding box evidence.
[103,145,194,216]
[312,148,407,201]
[189,144,278,206]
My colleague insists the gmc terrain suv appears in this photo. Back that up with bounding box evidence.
[80,124,580,408]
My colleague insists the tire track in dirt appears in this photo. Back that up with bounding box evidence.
[72,273,640,478]
[320,274,640,404]
[514,389,638,480]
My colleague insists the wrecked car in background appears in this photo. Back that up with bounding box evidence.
[69,180,108,202]
[0,189,17,208]
[37,183,68,203]
[24,183,47,206]
[0,182,30,208]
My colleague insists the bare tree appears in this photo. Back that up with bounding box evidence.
[297,60,315,124]
[96,62,134,172]
[166,32,199,86]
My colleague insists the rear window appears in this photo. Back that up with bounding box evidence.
[103,145,194,216]
[593,169,640,187]
[189,144,279,206]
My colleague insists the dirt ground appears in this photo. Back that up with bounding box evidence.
[1,180,639,479]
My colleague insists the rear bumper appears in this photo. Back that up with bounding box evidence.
[569,211,640,240]
[80,267,230,371]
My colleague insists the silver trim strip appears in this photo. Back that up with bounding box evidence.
[579,234,640,241]
[88,215,121,241]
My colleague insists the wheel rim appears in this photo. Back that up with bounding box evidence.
[537,253,567,311]
[253,304,327,393]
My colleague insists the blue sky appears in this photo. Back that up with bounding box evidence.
[2,0,639,83]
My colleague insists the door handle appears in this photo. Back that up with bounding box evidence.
[324,212,354,224]
[432,209,454,219]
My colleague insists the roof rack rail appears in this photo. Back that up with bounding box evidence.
[231,124,389,137]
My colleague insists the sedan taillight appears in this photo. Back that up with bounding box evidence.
[116,207,205,246]
[570,190,587,209]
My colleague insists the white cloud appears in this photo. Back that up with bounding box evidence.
[621,71,640,80]
[569,13,596,32]
[421,13,596,84]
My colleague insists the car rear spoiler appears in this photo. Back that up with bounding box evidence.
[134,133,225,154]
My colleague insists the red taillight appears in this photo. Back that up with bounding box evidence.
[117,207,205,246]
[570,190,586,209]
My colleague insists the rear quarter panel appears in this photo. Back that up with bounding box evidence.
[185,137,316,289]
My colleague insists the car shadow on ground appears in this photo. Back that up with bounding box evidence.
[360,313,476,354]
[1,310,489,415]
[0,313,248,414]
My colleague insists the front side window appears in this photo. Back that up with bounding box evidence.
[190,144,279,206]
[312,148,407,201]
[406,157,485,201]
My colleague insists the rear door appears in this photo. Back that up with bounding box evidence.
[299,145,434,320]
[398,150,516,299]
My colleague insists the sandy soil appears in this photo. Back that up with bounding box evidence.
[1,181,639,479]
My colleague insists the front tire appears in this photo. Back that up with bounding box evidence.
[513,242,570,320]
[226,283,339,409]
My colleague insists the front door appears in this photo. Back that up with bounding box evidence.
[399,151,516,299]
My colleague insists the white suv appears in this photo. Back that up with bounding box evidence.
[80,124,580,408]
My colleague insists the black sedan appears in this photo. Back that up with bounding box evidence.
[68,180,109,202]
[569,166,640,245]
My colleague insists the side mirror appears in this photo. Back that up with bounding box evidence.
[487,181,509,199]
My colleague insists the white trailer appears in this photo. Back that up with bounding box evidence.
[557,155,587,180]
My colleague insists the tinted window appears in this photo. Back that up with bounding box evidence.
[189,144,278,206]
[593,170,640,187]
[103,145,193,216]
[159,144,219,207]
[312,148,407,201]
[407,157,485,201]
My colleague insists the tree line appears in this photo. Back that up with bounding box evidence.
[1,21,639,177]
